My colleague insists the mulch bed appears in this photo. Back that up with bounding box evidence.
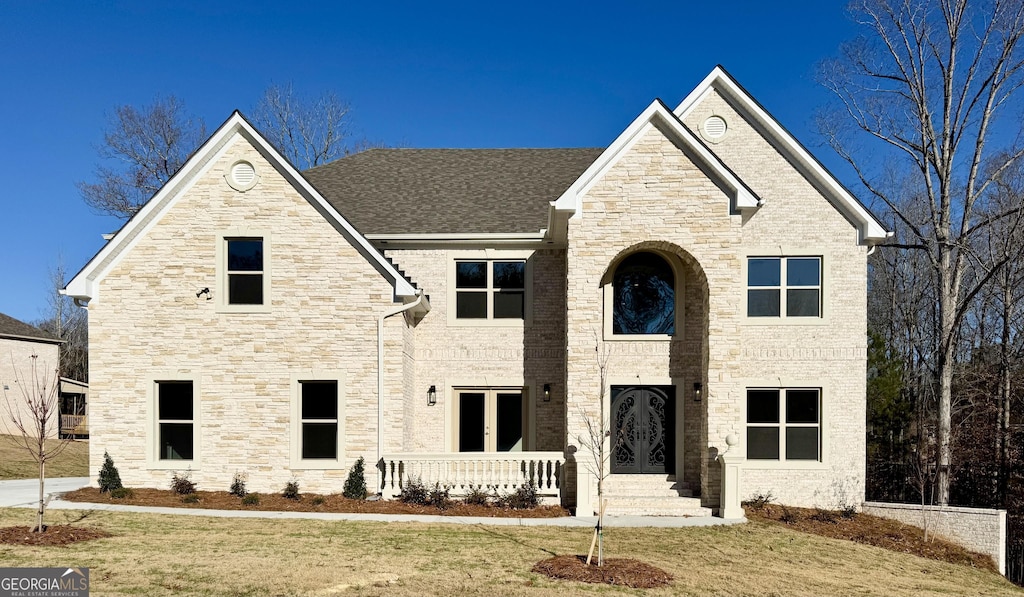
[61,487,569,518]
[0,525,111,546]
[745,504,997,572]
[532,555,672,588]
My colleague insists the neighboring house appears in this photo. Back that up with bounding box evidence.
[59,377,89,438]
[65,66,889,516]
[0,312,62,439]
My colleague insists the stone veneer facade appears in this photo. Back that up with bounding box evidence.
[82,81,872,512]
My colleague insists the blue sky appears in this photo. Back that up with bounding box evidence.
[0,0,861,324]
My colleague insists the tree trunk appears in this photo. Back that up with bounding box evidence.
[936,258,956,506]
[36,456,45,532]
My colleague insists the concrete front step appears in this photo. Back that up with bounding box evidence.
[602,496,712,517]
[603,475,695,498]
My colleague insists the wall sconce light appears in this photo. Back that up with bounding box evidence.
[543,383,551,402]
[427,385,437,406]
[693,382,703,402]
[196,287,211,300]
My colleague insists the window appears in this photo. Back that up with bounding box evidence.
[455,261,525,320]
[455,388,523,452]
[157,381,194,461]
[746,388,821,461]
[299,381,339,460]
[612,252,675,335]
[747,257,821,318]
[227,238,264,305]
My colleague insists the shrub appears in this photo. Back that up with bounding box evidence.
[311,495,325,506]
[181,493,200,504]
[229,472,247,497]
[779,506,799,524]
[110,487,134,499]
[98,451,123,493]
[811,508,838,524]
[463,486,492,507]
[399,477,429,505]
[343,457,368,500]
[282,480,301,500]
[428,484,453,510]
[499,481,539,510]
[840,504,858,520]
[743,491,774,510]
[242,493,260,506]
[170,470,196,495]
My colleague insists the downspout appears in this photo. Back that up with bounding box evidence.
[377,290,424,494]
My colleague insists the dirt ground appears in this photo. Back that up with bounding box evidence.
[61,486,570,518]
[0,524,111,546]
[532,555,673,588]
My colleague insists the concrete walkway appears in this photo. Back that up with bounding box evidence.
[0,477,746,528]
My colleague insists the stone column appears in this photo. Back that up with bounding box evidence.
[718,433,745,519]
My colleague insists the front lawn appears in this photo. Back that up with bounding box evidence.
[0,508,1019,596]
[0,435,88,480]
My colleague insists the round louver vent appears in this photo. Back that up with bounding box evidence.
[226,160,258,191]
[703,116,727,140]
[231,161,256,186]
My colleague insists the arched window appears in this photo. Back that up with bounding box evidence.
[612,252,675,335]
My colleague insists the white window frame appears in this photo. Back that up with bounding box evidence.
[216,229,272,313]
[446,250,533,326]
[603,250,684,341]
[290,372,346,470]
[742,386,827,469]
[147,375,201,470]
[742,252,829,325]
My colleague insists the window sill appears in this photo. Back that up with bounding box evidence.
[742,316,830,326]
[290,459,348,471]
[447,318,528,328]
[216,304,272,314]
[742,460,828,471]
[147,460,198,470]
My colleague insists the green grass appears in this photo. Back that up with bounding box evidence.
[0,435,89,479]
[0,508,1020,596]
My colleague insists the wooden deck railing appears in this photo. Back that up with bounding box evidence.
[379,452,563,499]
[60,414,88,436]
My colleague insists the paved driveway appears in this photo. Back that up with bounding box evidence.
[0,477,90,507]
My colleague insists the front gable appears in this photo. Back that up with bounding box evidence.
[64,112,422,306]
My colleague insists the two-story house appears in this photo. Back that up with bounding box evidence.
[64,67,888,517]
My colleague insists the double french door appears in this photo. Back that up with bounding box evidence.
[610,385,675,474]
[457,389,523,452]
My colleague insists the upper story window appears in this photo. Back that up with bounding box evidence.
[227,238,264,305]
[746,388,821,461]
[217,231,271,313]
[612,252,675,335]
[747,257,820,318]
[455,260,525,320]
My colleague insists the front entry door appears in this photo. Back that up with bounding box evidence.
[610,386,675,474]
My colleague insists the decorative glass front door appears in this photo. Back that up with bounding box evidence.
[610,386,675,474]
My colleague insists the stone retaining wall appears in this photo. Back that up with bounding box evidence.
[863,501,1006,574]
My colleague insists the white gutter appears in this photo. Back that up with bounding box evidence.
[376,290,425,493]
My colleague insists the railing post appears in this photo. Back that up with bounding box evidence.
[718,434,745,519]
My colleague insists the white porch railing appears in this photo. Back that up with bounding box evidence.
[61,414,88,436]
[379,452,564,499]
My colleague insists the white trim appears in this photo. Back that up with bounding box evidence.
[64,111,420,304]
[552,100,761,222]
[674,66,890,244]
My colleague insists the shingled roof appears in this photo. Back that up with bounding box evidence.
[0,312,59,343]
[303,148,603,235]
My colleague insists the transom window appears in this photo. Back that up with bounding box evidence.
[157,381,194,460]
[455,261,525,319]
[612,252,675,335]
[747,257,820,318]
[300,381,339,460]
[455,388,523,452]
[227,238,264,305]
[746,388,821,461]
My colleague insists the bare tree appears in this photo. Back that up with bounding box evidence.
[250,83,354,169]
[576,344,612,566]
[77,95,207,220]
[2,355,73,532]
[36,256,88,382]
[819,0,1024,504]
